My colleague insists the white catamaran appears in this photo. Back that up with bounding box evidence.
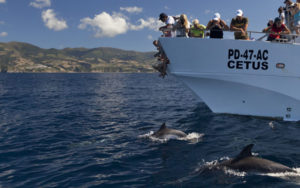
[157,32,300,121]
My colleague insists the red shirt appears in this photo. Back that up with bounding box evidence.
[269,24,286,39]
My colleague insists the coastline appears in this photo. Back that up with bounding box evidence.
[0,42,156,73]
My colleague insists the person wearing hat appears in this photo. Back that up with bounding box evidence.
[158,13,175,37]
[292,0,300,34]
[263,17,291,41]
[284,0,295,8]
[189,19,206,38]
[206,13,229,39]
[284,0,295,30]
[230,9,249,40]
[153,13,176,49]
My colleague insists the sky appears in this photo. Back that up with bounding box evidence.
[0,0,288,52]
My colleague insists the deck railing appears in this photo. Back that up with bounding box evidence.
[159,28,300,44]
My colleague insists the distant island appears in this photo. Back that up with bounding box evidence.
[0,42,156,73]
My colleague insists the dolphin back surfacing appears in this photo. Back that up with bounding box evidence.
[152,123,187,139]
[219,144,296,173]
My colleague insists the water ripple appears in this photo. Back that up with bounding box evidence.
[0,73,300,187]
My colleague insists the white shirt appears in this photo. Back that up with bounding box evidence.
[166,16,175,25]
[280,12,286,24]
[165,16,175,37]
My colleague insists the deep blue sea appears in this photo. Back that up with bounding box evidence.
[1,73,300,188]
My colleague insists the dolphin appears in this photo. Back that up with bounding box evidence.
[152,123,187,139]
[217,144,296,173]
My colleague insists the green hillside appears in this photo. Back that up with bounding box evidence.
[0,42,156,73]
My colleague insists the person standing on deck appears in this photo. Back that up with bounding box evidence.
[284,0,295,31]
[206,13,229,39]
[189,19,206,38]
[153,13,175,48]
[230,9,249,40]
[279,7,286,24]
[263,17,291,41]
[173,14,190,37]
[292,0,300,34]
[158,13,176,37]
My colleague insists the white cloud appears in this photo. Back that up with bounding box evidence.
[42,9,68,31]
[120,6,143,14]
[0,0,6,4]
[30,0,51,9]
[78,12,163,38]
[147,35,153,40]
[130,17,163,31]
[0,21,5,25]
[0,32,8,37]
[204,10,211,15]
[79,12,129,38]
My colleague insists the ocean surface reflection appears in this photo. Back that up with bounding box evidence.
[0,73,300,187]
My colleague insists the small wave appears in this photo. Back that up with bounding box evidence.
[260,168,300,185]
[262,168,300,177]
[194,160,219,173]
[197,158,300,180]
[138,131,204,143]
[138,131,154,139]
[138,131,169,143]
[221,166,300,179]
[178,133,204,143]
[268,121,275,129]
[219,156,230,161]
[195,158,246,177]
[224,168,247,177]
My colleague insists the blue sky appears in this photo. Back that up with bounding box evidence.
[0,0,286,51]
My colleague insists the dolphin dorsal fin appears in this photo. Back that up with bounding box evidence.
[232,144,254,163]
[159,122,167,130]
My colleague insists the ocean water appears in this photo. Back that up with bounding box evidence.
[1,73,300,188]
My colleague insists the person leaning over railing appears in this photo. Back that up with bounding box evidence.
[262,20,274,34]
[206,13,229,39]
[173,14,190,37]
[158,13,176,37]
[189,19,206,38]
[230,9,249,40]
[263,17,291,41]
[153,13,175,48]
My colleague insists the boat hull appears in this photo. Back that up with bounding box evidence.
[159,38,300,121]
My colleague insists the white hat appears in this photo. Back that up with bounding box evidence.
[236,9,243,16]
[213,13,221,21]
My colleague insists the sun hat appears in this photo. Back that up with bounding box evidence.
[236,9,243,16]
[213,13,221,21]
